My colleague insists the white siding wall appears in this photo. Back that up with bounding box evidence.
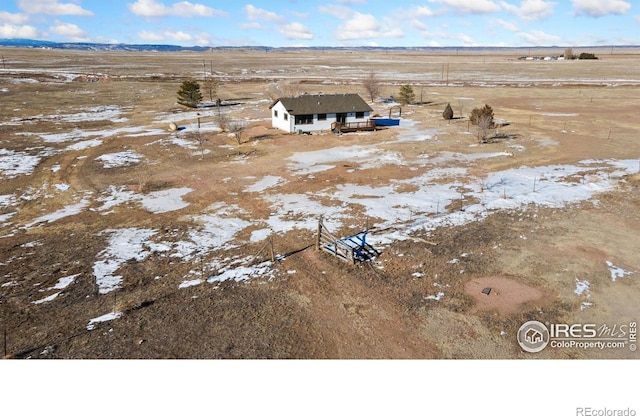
[271,102,371,133]
[271,101,293,132]
[295,114,336,132]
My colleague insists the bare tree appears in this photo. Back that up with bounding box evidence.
[228,119,248,145]
[266,80,300,99]
[363,71,381,103]
[471,161,488,192]
[194,130,207,160]
[215,106,230,132]
[457,99,465,118]
[202,75,219,103]
[133,164,151,193]
[475,113,494,144]
[564,47,575,60]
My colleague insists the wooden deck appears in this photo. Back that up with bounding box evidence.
[331,120,377,133]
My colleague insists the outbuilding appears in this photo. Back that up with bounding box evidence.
[270,93,373,133]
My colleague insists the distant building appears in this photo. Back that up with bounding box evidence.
[270,93,373,133]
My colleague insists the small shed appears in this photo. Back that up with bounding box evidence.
[270,93,373,133]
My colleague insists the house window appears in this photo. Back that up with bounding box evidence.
[284,113,288,121]
[274,110,278,118]
[295,114,314,125]
[356,112,365,119]
[317,113,327,121]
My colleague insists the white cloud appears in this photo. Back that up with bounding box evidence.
[279,22,314,40]
[238,22,263,30]
[193,33,212,46]
[164,30,192,41]
[518,29,562,45]
[572,0,630,17]
[138,30,165,41]
[50,20,89,41]
[128,0,225,18]
[395,5,441,32]
[0,11,29,24]
[172,1,224,17]
[318,5,353,19]
[454,33,477,45]
[244,4,284,23]
[0,23,43,38]
[413,6,439,17]
[137,29,211,45]
[128,0,166,17]
[411,19,428,31]
[393,6,439,22]
[501,0,556,21]
[429,0,501,14]
[335,12,403,41]
[17,0,93,16]
[494,18,519,31]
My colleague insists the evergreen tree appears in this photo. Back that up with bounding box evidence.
[177,80,203,108]
[397,85,415,105]
[443,103,454,120]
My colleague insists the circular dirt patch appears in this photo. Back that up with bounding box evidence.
[464,276,543,315]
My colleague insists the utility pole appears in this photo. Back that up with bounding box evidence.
[445,63,449,86]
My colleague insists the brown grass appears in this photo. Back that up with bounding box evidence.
[1,47,639,359]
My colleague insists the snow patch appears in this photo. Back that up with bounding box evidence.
[24,197,90,229]
[138,187,192,213]
[95,151,143,168]
[574,278,590,296]
[243,175,286,193]
[207,261,274,284]
[425,292,445,301]
[87,311,123,330]
[0,149,44,178]
[605,261,633,282]
[179,279,203,289]
[93,228,159,294]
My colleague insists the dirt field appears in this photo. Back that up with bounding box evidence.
[1,46,639,359]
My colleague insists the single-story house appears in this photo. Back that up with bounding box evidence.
[270,93,373,133]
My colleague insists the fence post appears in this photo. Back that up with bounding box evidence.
[316,216,323,251]
[269,236,275,263]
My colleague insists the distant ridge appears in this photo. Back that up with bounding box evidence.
[1,38,637,52]
[0,38,210,52]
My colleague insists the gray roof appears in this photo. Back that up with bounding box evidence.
[271,93,372,115]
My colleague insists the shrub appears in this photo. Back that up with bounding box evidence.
[443,103,454,120]
[469,104,494,126]
[578,52,598,60]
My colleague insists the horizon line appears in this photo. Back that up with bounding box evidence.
[1,38,640,50]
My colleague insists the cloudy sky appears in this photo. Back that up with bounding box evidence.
[1,0,638,47]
